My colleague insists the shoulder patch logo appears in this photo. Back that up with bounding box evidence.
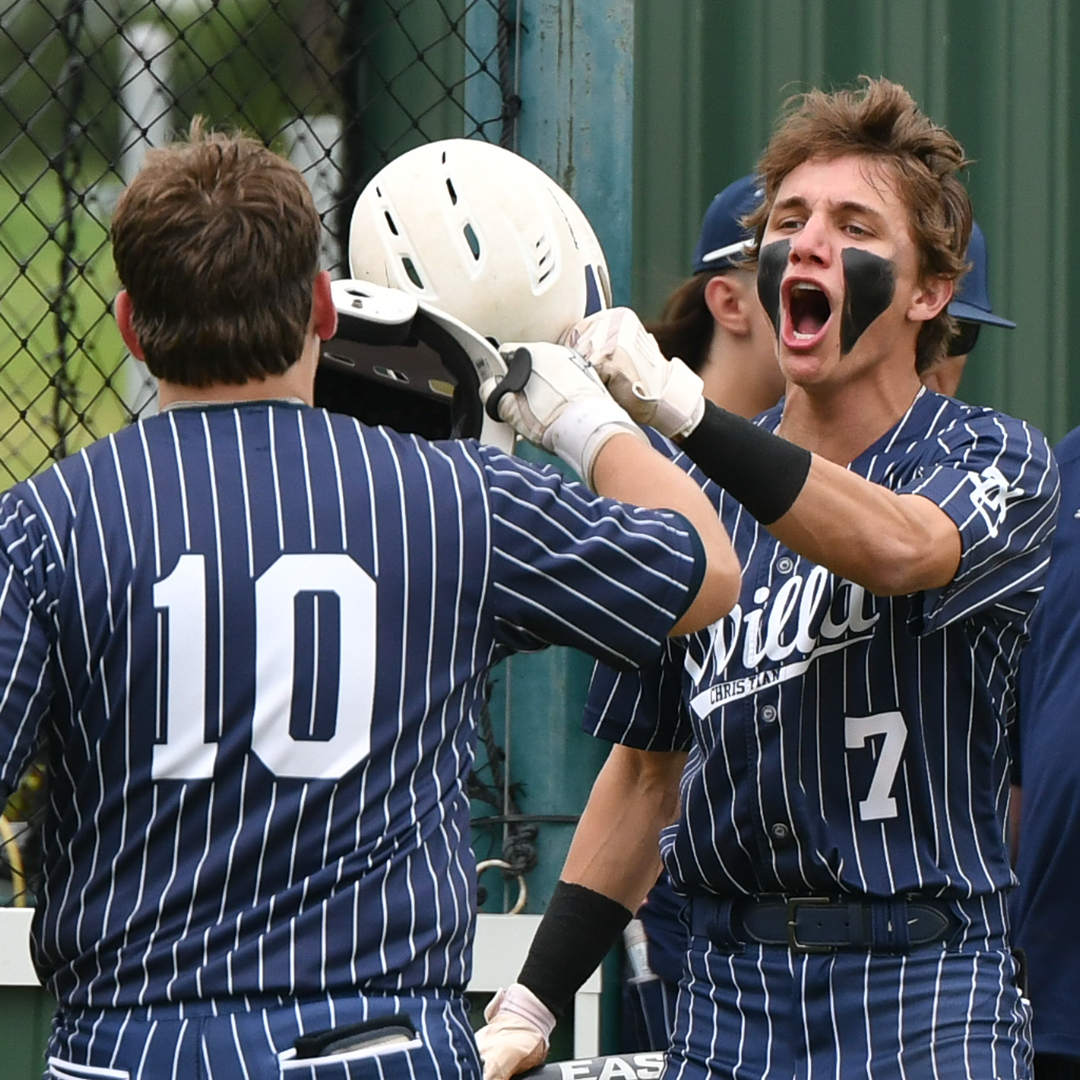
[968,465,1022,538]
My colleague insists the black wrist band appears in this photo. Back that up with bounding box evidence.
[680,400,812,525]
[517,880,633,1017]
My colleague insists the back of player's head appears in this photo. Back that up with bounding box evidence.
[651,175,763,371]
[745,76,972,373]
[111,118,322,387]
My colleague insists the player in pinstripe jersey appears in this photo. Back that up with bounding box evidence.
[477,77,1058,1080]
[0,122,743,1079]
[623,197,1019,1058]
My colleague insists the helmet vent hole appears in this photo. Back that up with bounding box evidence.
[446,178,458,204]
[373,365,410,385]
[463,223,481,260]
[384,211,399,236]
[401,257,424,290]
[537,242,554,284]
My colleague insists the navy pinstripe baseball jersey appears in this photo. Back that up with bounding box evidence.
[586,388,1058,900]
[0,400,703,1011]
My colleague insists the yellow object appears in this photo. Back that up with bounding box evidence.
[0,814,26,907]
[2,758,46,822]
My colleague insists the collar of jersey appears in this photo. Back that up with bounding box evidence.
[160,397,307,412]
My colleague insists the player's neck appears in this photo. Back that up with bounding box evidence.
[156,342,318,410]
[777,366,923,464]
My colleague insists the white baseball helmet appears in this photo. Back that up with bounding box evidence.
[348,138,611,346]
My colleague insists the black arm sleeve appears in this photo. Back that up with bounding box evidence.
[679,400,812,525]
[517,880,634,1017]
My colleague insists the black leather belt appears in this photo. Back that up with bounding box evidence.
[690,893,961,954]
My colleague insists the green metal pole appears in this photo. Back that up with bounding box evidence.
[516,1,636,305]
[485,0,637,1053]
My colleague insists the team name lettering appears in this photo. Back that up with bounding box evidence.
[687,568,879,717]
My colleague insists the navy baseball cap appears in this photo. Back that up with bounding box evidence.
[948,221,1015,328]
[691,174,764,274]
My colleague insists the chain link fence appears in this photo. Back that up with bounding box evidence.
[0,0,523,906]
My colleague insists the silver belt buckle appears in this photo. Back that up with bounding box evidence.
[786,896,835,953]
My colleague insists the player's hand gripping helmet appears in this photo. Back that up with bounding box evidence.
[347,138,612,348]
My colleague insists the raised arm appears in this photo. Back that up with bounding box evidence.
[482,343,740,634]
[568,308,962,595]
[590,433,740,633]
[680,401,962,595]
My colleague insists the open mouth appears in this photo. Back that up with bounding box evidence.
[788,282,832,340]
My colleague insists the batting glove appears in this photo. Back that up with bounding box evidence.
[475,983,556,1080]
[563,307,706,440]
[481,342,646,487]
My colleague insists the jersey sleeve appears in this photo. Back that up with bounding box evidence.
[479,447,705,670]
[581,636,693,750]
[900,411,1059,635]
[0,486,58,801]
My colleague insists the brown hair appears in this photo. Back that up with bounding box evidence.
[110,118,322,387]
[744,76,972,373]
[645,273,716,372]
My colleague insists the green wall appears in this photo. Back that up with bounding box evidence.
[0,985,53,1076]
[634,0,1080,443]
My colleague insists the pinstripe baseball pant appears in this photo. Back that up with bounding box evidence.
[665,894,1033,1080]
[43,989,481,1080]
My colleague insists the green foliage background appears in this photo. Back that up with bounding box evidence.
[0,0,339,485]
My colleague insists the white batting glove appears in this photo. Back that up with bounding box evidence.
[563,307,706,440]
[480,342,646,487]
[475,984,556,1080]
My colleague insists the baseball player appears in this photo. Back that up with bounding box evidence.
[1010,425,1080,1080]
[0,121,742,1078]
[478,77,1057,1080]
[625,195,1016,1059]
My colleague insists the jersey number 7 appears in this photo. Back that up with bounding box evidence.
[845,712,908,821]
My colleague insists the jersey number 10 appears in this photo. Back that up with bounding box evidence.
[151,552,376,782]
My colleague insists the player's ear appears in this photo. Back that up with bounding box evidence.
[114,291,146,361]
[704,274,751,336]
[312,271,338,341]
[908,274,953,324]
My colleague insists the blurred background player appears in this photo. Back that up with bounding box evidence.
[645,175,784,419]
[923,220,1016,397]
[0,121,742,1079]
[1011,426,1080,1080]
